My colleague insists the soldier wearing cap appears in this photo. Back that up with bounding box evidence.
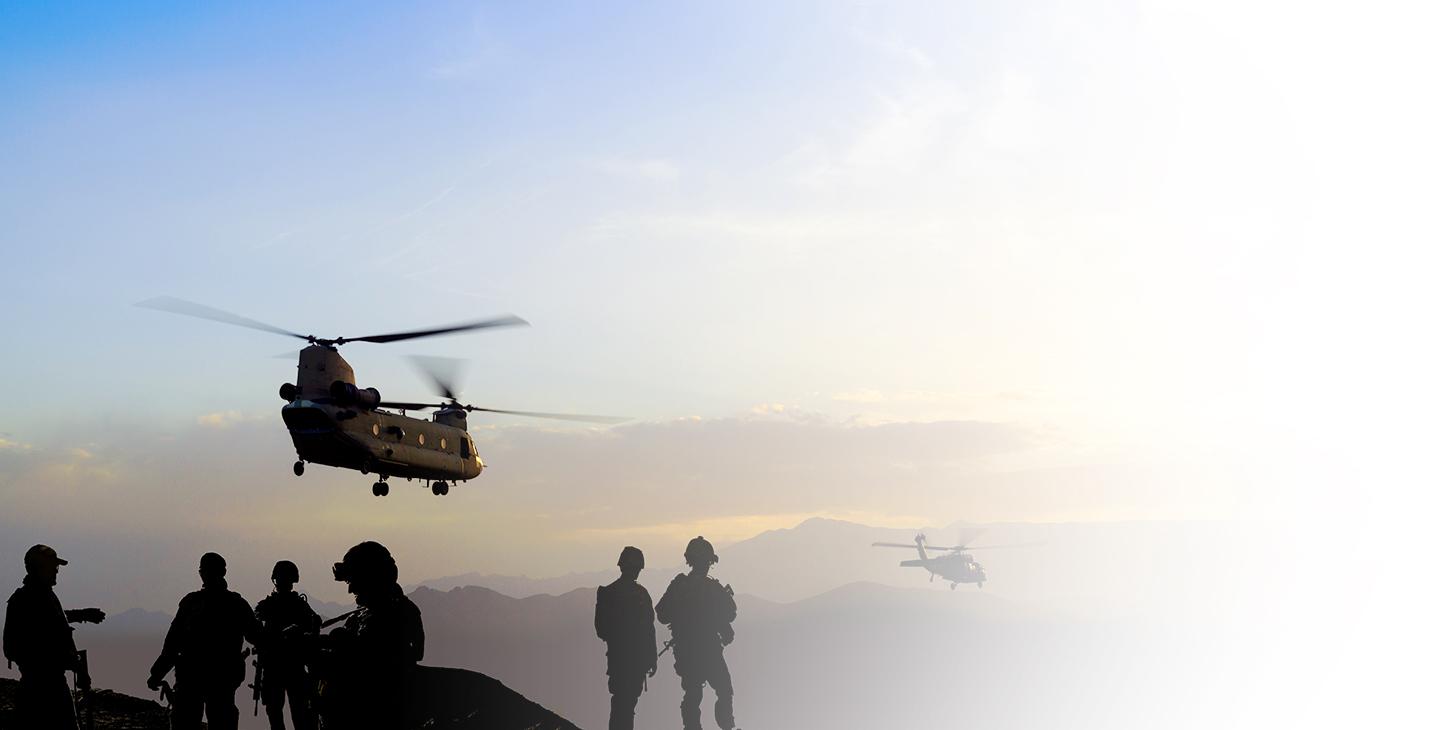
[595,546,657,730]
[148,552,261,730]
[254,560,321,730]
[3,544,106,730]
[313,541,424,730]
[655,536,739,730]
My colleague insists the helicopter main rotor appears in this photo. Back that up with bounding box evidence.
[137,296,528,347]
[380,355,625,425]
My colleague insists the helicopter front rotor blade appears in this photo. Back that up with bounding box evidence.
[137,296,308,341]
[872,542,923,549]
[343,315,529,345]
[464,406,626,424]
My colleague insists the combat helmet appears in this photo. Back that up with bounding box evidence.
[684,536,718,566]
[618,546,645,570]
[272,560,300,583]
[333,541,398,584]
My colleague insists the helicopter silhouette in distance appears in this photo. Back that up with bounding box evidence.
[872,534,1032,590]
[138,296,622,497]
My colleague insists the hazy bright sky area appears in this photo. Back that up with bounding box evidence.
[1,1,1436,609]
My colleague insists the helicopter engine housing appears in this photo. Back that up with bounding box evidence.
[330,381,382,410]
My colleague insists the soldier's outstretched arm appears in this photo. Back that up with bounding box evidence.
[64,607,106,624]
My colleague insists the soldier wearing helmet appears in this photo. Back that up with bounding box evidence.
[655,537,739,730]
[313,541,424,730]
[3,544,106,730]
[594,546,657,730]
[254,560,321,730]
[148,552,261,730]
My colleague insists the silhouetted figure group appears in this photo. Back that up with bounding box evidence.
[7,536,739,730]
[596,536,739,730]
[5,540,424,730]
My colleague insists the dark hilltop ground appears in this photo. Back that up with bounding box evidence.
[0,667,581,730]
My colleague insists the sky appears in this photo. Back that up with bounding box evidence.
[2,0,1438,618]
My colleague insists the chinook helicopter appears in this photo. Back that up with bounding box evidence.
[872,534,1022,589]
[138,297,619,496]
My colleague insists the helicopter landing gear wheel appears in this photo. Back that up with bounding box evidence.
[950,583,957,590]
[293,461,305,477]
[372,481,389,497]
[432,481,449,496]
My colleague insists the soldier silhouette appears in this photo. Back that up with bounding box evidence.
[655,536,738,730]
[147,552,261,730]
[594,546,657,730]
[255,560,321,730]
[313,541,424,730]
[3,544,106,730]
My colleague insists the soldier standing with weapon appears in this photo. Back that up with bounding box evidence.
[3,544,106,730]
[147,552,261,730]
[254,560,321,730]
[595,546,657,730]
[656,537,739,730]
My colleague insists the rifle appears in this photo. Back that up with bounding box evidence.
[75,649,95,730]
[657,638,674,659]
[249,652,264,716]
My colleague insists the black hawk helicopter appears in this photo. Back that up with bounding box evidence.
[872,534,1026,589]
[139,297,619,496]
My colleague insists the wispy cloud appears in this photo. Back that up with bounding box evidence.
[196,411,263,429]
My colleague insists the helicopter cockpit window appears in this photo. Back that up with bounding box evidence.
[460,437,471,459]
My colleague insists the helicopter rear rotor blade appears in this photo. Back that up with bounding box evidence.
[953,542,1044,551]
[343,315,529,345]
[408,355,465,401]
[377,401,441,411]
[872,542,923,549]
[464,406,626,424]
[137,296,307,341]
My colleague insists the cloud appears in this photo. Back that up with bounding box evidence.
[196,411,261,428]
[0,409,1249,611]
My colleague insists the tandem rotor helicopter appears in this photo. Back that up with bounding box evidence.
[872,534,1030,589]
[139,297,620,497]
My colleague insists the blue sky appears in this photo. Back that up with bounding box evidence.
[1,0,1434,599]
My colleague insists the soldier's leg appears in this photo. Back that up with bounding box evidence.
[263,676,289,730]
[17,671,78,730]
[607,672,642,730]
[679,671,706,730]
[287,672,317,730]
[708,653,735,730]
[203,677,241,730]
[170,678,205,730]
